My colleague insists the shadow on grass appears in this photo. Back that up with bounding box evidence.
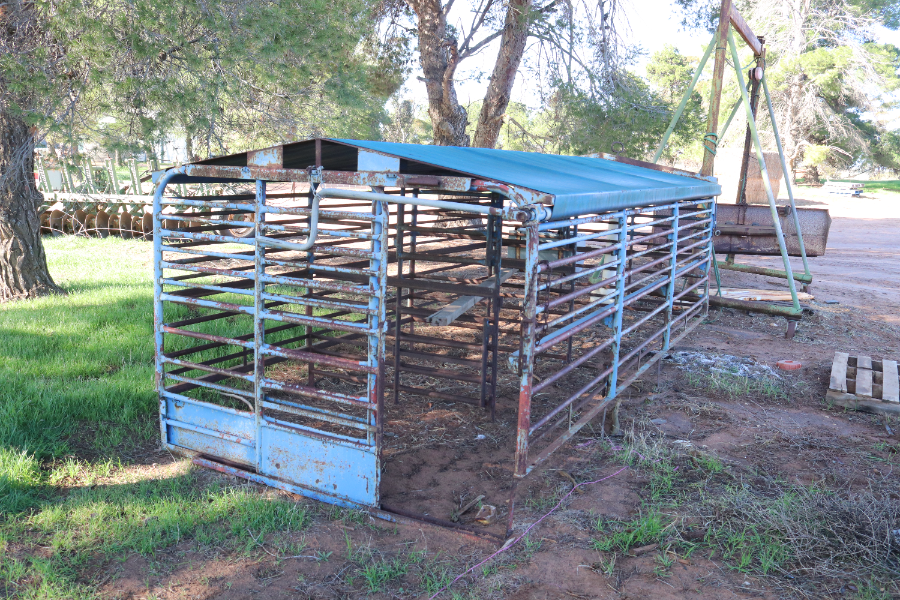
[1,464,311,598]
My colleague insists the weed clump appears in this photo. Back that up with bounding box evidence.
[705,486,900,580]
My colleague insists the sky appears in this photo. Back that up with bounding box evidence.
[399,0,900,127]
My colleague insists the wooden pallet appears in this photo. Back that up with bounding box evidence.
[826,352,900,415]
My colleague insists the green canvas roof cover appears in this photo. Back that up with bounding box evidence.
[334,139,720,219]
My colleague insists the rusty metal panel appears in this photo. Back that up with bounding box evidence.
[714,203,831,256]
[167,426,256,466]
[258,422,378,506]
[247,145,284,168]
[165,395,255,439]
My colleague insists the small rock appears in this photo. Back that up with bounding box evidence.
[743,581,751,586]
[475,434,486,440]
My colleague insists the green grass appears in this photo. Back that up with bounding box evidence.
[684,368,788,402]
[828,179,900,193]
[0,237,315,598]
[591,509,668,553]
[0,237,157,513]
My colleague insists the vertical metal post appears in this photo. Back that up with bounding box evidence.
[662,203,680,351]
[488,192,503,420]
[762,73,812,277]
[480,202,495,409]
[305,180,317,387]
[701,0,734,176]
[565,225,577,364]
[154,170,178,447]
[514,223,539,478]
[369,200,388,484]
[393,200,405,404]
[608,214,629,398]
[704,200,716,314]
[253,179,267,470]
[727,31,800,312]
[408,197,418,334]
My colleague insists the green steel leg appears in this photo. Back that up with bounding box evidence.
[728,31,800,313]
[653,36,718,163]
[762,73,811,278]
[717,99,742,142]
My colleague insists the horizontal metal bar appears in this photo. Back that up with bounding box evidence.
[160,198,255,211]
[259,344,376,373]
[263,416,373,451]
[159,293,254,315]
[161,261,256,280]
[161,356,255,382]
[191,456,367,509]
[715,261,813,284]
[261,257,374,278]
[260,291,376,315]
[160,389,251,418]
[538,227,620,251]
[163,373,254,402]
[163,246,257,263]
[261,399,374,432]
[261,380,374,409]
[262,204,376,221]
[537,257,622,292]
[259,308,373,334]
[260,272,371,295]
[161,326,254,350]
[161,279,255,297]
[258,236,376,257]
[160,229,250,244]
[163,418,255,446]
[264,223,375,240]
[162,213,255,228]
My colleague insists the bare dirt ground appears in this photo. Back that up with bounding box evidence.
[54,189,900,599]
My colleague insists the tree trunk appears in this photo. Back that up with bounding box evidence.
[408,0,470,146]
[0,108,64,300]
[472,0,533,149]
[782,72,806,182]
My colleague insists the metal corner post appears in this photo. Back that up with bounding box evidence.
[514,223,539,478]
[154,167,184,448]
[254,179,267,470]
[371,198,389,505]
[608,213,629,397]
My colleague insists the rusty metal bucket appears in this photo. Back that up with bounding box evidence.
[713,203,831,257]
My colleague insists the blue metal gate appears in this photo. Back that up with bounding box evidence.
[153,171,387,507]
